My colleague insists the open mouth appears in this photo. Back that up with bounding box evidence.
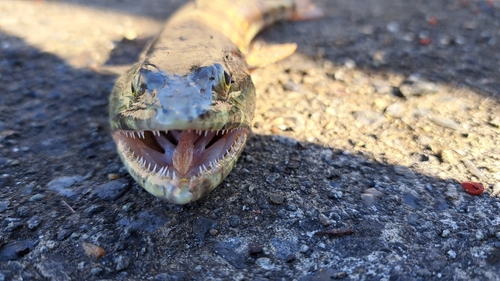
[112,128,249,180]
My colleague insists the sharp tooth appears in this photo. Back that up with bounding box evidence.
[166,169,170,178]
[215,130,219,136]
[164,130,168,135]
[204,130,208,137]
[203,164,207,171]
[148,162,151,171]
[131,132,136,139]
[199,166,202,173]
[141,131,145,138]
[153,164,157,172]
[222,129,226,135]
[172,172,177,181]
[159,167,165,175]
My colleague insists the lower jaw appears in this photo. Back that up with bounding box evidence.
[115,132,248,204]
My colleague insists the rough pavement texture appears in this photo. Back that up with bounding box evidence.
[1,0,500,280]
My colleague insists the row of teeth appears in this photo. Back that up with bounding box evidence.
[122,133,245,179]
[119,129,240,139]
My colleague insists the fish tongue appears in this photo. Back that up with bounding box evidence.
[172,130,195,176]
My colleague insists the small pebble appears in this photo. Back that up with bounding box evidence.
[46,240,57,250]
[318,214,333,226]
[394,166,416,178]
[248,242,263,254]
[94,179,130,201]
[82,242,106,259]
[441,229,451,238]
[107,173,120,180]
[114,255,130,271]
[57,229,72,241]
[266,173,280,183]
[445,184,460,200]
[47,176,85,198]
[285,204,297,211]
[228,215,240,227]
[429,116,462,131]
[29,194,45,202]
[91,267,103,276]
[84,205,105,218]
[255,258,273,270]
[17,206,29,217]
[387,21,400,33]
[492,183,500,196]
[361,188,384,207]
[385,102,406,118]
[299,245,309,253]
[399,81,438,97]
[447,250,456,259]
[27,216,41,230]
[209,228,219,236]
[285,254,296,263]
[269,193,285,205]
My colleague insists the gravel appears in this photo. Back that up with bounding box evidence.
[0,0,499,280]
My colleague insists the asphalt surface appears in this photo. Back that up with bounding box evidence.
[0,0,499,280]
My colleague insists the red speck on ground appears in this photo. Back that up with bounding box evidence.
[427,16,438,26]
[419,37,432,45]
[461,181,484,195]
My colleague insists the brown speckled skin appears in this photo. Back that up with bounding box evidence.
[109,0,299,204]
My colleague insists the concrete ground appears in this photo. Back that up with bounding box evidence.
[0,0,499,280]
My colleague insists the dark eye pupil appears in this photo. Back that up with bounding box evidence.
[223,71,231,86]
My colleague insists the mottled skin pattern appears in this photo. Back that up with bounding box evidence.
[109,0,305,204]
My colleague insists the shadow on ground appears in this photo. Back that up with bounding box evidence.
[1,26,500,280]
[60,0,500,102]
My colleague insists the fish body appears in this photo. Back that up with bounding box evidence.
[109,0,321,204]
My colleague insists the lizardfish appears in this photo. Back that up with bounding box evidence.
[109,0,322,204]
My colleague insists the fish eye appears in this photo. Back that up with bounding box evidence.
[223,71,231,87]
